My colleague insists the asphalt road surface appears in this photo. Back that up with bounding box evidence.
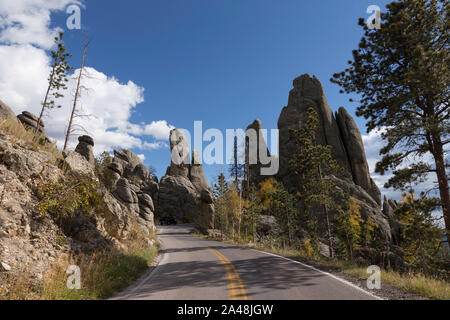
[114,224,380,300]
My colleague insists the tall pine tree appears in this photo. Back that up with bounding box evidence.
[331,0,449,233]
[36,32,72,136]
[289,108,344,257]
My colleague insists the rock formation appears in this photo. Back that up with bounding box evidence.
[336,107,381,205]
[62,150,96,180]
[75,135,95,166]
[382,196,401,245]
[104,149,156,235]
[245,119,271,186]
[278,75,352,187]
[0,99,17,122]
[247,74,393,244]
[17,111,45,135]
[157,129,214,234]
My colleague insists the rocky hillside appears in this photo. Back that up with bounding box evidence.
[0,100,156,281]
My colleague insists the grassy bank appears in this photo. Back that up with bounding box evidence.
[194,234,450,300]
[1,233,159,300]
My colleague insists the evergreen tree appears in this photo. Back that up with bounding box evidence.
[395,192,448,276]
[229,136,245,187]
[269,181,298,246]
[331,0,449,233]
[36,32,72,135]
[213,173,229,238]
[289,107,344,257]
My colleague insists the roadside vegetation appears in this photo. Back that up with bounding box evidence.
[0,224,159,300]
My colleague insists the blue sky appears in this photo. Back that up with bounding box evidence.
[2,0,392,185]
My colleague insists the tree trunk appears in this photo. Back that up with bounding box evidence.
[35,66,56,136]
[431,134,450,234]
[63,39,88,151]
[324,205,334,258]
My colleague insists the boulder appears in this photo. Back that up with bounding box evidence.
[115,178,138,204]
[17,111,45,134]
[74,135,95,167]
[62,150,96,180]
[0,99,17,121]
[112,149,144,178]
[257,215,281,236]
[133,163,149,181]
[108,162,123,175]
[138,193,155,212]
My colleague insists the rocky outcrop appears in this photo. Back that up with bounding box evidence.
[277,75,382,205]
[62,150,96,180]
[245,119,271,186]
[382,196,401,245]
[75,135,95,166]
[157,129,214,234]
[248,74,392,244]
[17,111,45,135]
[0,100,17,122]
[336,107,381,205]
[105,149,156,235]
[278,75,352,188]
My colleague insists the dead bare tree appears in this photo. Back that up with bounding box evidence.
[63,36,91,151]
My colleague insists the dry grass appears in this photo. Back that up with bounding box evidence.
[340,267,450,300]
[0,118,60,157]
[0,227,159,300]
[195,233,450,300]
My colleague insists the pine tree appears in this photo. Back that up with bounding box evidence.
[289,107,344,257]
[269,181,298,246]
[36,32,72,136]
[229,136,245,187]
[213,173,229,238]
[331,0,449,233]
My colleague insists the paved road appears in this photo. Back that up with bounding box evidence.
[114,224,380,300]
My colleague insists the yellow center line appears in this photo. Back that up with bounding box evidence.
[208,248,248,300]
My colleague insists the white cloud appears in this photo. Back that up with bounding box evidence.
[137,154,145,161]
[0,0,173,156]
[143,141,169,150]
[0,0,80,49]
[126,120,174,140]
